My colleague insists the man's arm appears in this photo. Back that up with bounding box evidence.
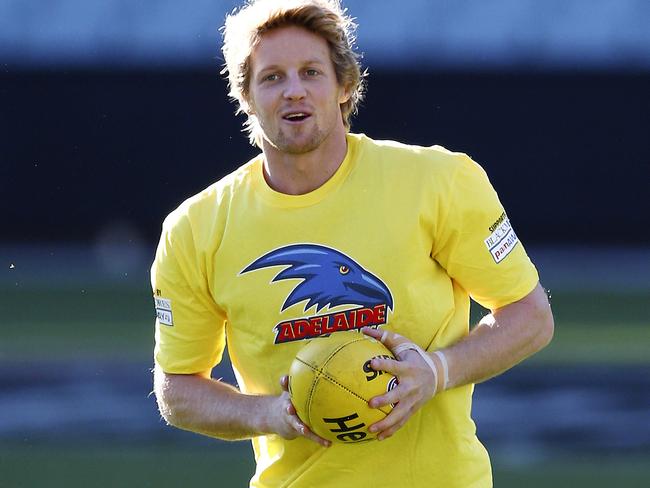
[364,282,554,440]
[153,366,331,446]
[440,282,554,388]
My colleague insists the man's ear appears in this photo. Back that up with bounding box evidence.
[239,88,255,115]
[338,85,352,105]
[243,99,255,115]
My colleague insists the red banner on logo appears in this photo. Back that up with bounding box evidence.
[274,304,388,344]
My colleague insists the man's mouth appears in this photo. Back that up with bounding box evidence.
[282,112,311,122]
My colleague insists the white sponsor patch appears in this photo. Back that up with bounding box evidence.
[155,297,174,326]
[484,218,519,263]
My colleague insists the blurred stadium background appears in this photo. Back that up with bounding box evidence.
[1,0,649,486]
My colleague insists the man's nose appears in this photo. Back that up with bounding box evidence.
[283,73,307,100]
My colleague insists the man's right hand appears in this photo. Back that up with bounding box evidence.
[271,375,331,447]
[154,365,330,446]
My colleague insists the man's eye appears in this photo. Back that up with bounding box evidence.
[305,69,319,76]
[263,74,279,82]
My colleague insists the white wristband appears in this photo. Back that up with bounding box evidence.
[392,342,438,397]
[433,350,450,390]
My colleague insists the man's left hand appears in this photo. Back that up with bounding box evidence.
[361,327,438,441]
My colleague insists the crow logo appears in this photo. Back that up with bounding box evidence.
[240,244,394,343]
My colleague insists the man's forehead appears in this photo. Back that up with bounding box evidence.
[251,26,330,69]
[255,58,327,72]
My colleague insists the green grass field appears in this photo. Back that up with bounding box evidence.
[2,444,649,488]
[1,282,648,487]
[2,284,648,363]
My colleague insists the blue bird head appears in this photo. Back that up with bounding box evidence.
[241,244,394,313]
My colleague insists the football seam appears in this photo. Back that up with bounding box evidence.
[294,348,392,416]
[295,357,369,405]
[301,337,369,410]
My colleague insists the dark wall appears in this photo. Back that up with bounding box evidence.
[2,69,649,245]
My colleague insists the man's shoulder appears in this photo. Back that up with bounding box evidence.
[162,154,261,232]
[353,133,472,175]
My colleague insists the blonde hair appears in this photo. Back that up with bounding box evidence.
[221,0,366,146]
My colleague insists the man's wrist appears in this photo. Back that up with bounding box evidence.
[393,342,439,396]
[430,350,450,392]
[247,394,276,436]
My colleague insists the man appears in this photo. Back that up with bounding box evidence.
[151,0,554,486]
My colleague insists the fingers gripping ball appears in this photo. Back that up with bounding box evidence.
[288,331,398,444]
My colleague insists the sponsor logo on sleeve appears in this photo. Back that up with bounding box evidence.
[484,212,519,263]
[155,297,174,326]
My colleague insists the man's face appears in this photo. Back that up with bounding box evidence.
[247,25,349,155]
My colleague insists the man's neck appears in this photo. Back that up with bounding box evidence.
[261,130,349,195]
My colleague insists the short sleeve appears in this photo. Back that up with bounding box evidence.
[432,155,539,310]
[151,213,227,374]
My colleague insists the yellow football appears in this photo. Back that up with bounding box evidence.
[288,331,398,444]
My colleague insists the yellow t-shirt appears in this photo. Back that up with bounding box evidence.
[151,133,538,488]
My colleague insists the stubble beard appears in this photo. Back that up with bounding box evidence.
[267,122,328,155]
